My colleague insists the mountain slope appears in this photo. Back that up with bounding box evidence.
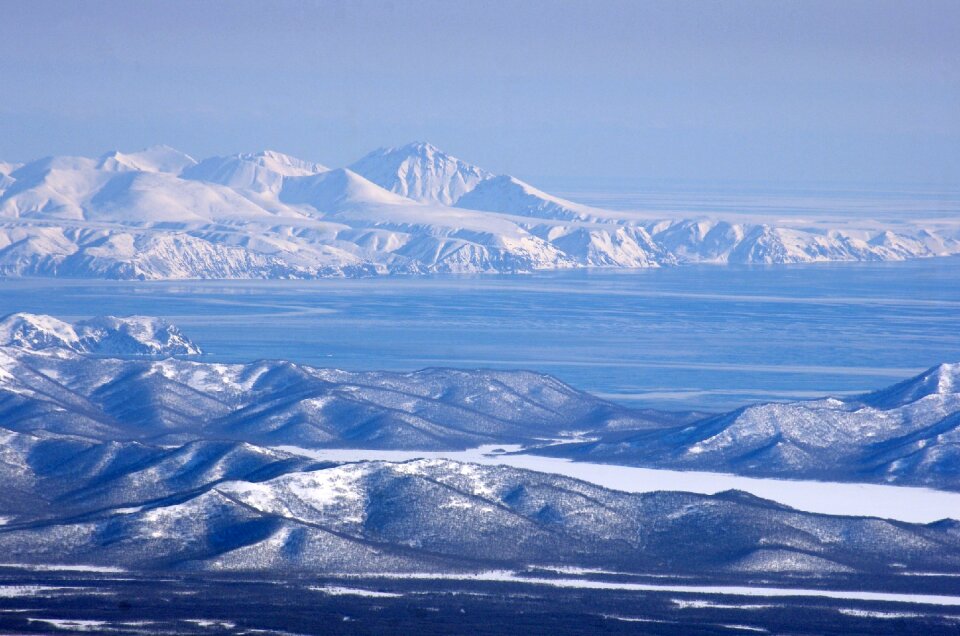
[536,363,960,490]
[0,341,652,449]
[539,224,673,267]
[0,430,313,523]
[0,313,201,355]
[3,323,960,491]
[1,456,958,577]
[2,337,960,579]
[182,150,327,194]
[280,168,416,212]
[455,175,599,221]
[96,145,197,174]
[348,141,494,205]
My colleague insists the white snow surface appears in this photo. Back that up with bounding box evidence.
[183,149,328,194]
[456,175,601,221]
[96,145,197,174]
[27,619,109,632]
[0,585,77,598]
[345,571,960,607]
[310,585,403,598]
[348,141,494,205]
[0,143,956,280]
[0,563,126,573]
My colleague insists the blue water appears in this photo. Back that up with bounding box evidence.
[1,258,957,411]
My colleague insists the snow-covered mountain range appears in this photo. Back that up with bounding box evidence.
[0,329,650,450]
[1,143,956,280]
[2,316,960,577]
[537,363,960,491]
[1,314,959,490]
[3,448,958,576]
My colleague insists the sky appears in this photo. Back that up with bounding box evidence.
[1,0,958,187]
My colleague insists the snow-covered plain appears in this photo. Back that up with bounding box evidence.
[274,445,960,523]
[1,142,957,279]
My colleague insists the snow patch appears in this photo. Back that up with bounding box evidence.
[0,585,78,597]
[347,571,960,606]
[28,618,108,632]
[0,563,126,573]
[310,585,403,598]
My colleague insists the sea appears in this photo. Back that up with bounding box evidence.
[1,257,957,412]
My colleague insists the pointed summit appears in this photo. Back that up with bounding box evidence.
[236,150,328,177]
[96,145,198,174]
[860,363,960,408]
[348,141,493,205]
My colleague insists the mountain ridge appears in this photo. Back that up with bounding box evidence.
[535,362,960,490]
[2,329,960,579]
[1,143,957,279]
[0,312,201,355]
[1,447,959,577]
[348,141,494,205]
[1,319,959,491]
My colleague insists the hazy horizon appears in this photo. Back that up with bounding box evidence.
[2,0,958,187]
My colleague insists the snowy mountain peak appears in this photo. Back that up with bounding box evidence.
[544,360,960,490]
[280,167,414,212]
[396,140,441,155]
[236,150,328,176]
[1,144,958,279]
[861,362,960,408]
[0,312,201,356]
[0,312,80,351]
[455,174,596,221]
[181,149,327,194]
[348,141,494,205]
[96,145,198,174]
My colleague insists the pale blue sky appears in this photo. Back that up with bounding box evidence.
[1,0,958,186]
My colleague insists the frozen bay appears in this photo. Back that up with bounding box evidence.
[0,258,956,411]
